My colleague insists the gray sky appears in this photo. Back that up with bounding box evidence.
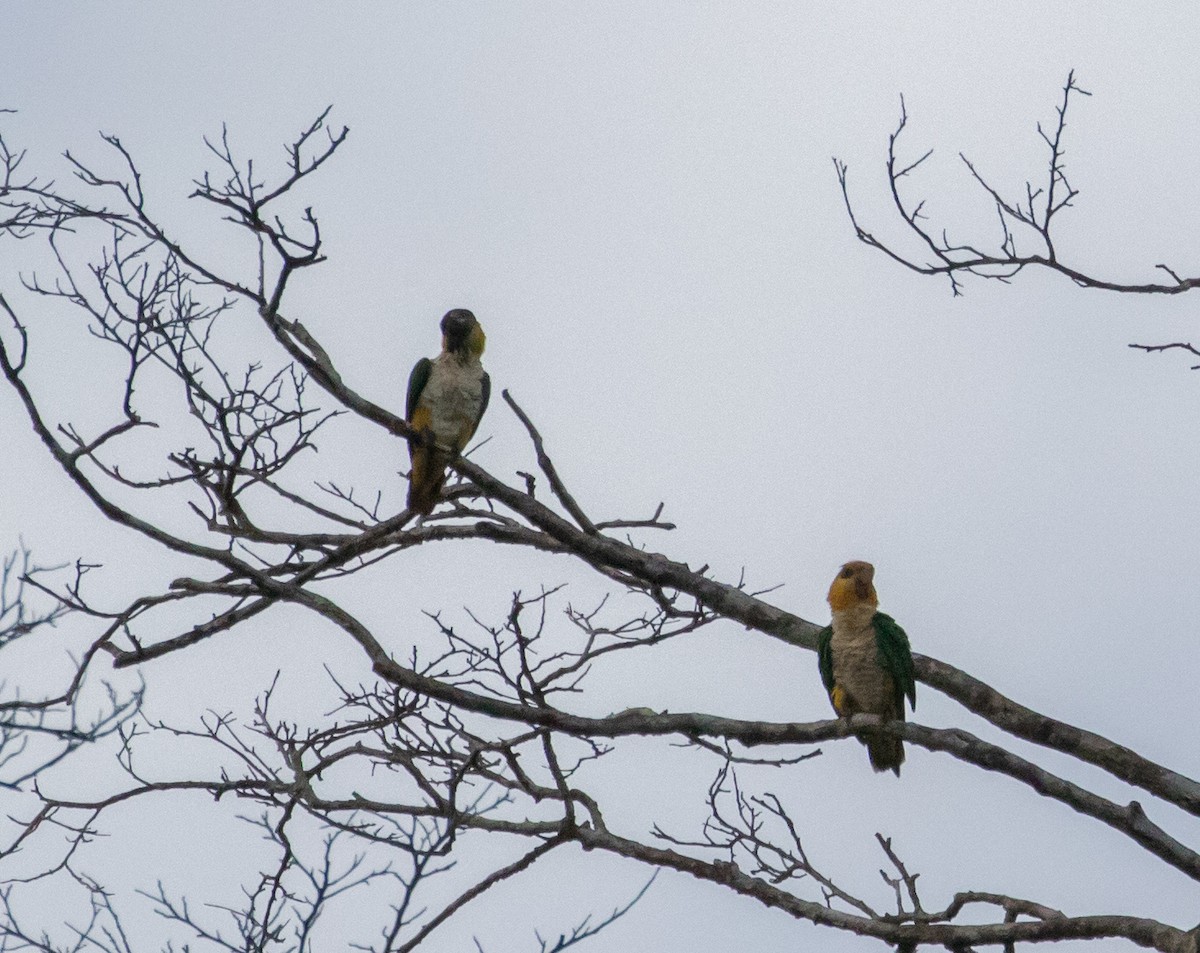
[2,3,1200,950]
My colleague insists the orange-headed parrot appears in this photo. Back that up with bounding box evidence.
[817,561,916,775]
[405,309,489,515]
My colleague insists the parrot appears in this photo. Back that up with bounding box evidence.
[817,560,916,775]
[405,308,490,515]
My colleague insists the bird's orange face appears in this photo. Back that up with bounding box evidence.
[827,560,878,612]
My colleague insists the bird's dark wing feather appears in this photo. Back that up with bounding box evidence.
[475,371,491,433]
[816,625,835,696]
[872,612,916,712]
[406,357,433,421]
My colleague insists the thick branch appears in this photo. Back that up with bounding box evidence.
[574,826,1194,953]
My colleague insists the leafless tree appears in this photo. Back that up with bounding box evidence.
[0,95,1198,951]
[0,546,140,794]
[836,70,1200,370]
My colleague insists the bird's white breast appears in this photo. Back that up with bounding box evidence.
[829,607,892,713]
[419,355,485,448]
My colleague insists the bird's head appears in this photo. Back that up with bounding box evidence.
[441,308,486,358]
[827,560,879,612]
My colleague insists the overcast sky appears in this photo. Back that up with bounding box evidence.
[3,4,1200,951]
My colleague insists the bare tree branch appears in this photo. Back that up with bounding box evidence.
[0,102,1197,953]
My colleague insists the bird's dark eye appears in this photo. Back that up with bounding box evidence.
[840,567,854,579]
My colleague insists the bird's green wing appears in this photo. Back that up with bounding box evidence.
[476,371,492,432]
[816,625,835,695]
[406,357,433,421]
[872,612,916,712]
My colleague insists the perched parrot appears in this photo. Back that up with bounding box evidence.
[405,308,490,515]
[817,561,916,775]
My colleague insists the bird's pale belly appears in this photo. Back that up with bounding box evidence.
[830,630,892,714]
[420,368,484,447]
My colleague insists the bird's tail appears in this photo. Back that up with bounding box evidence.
[867,736,904,776]
[408,445,450,515]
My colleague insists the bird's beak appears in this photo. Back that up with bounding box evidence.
[854,565,874,600]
